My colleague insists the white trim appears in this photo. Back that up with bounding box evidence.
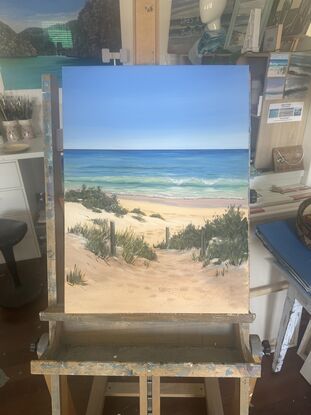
[158,0,172,65]
[119,0,134,64]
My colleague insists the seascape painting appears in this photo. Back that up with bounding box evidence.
[63,66,250,314]
[285,52,311,99]
[0,0,120,89]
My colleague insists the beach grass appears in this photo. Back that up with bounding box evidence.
[68,217,156,265]
[68,220,110,259]
[150,213,165,220]
[132,214,146,222]
[65,185,128,216]
[156,206,248,266]
[116,229,157,264]
[66,265,87,286]
[131,208,146,216]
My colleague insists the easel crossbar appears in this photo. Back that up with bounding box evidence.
[39,307,256,324]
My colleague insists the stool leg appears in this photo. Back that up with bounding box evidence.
[1,246,21,288]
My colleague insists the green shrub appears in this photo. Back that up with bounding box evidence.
[68,220,110,259]
[156,223,201,250]
[92,218,107,227]
[155,206,248,266]
[150,213,164,220]
[65,185,128,216]
[154,240,167,249]
[116,229,156,264]
[131,208,146,216]
[132,214,145,222]
[66,265,87,286]
[205,206,248,242]
[204,237,248,266]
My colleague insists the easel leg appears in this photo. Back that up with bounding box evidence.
[139,376,148,415]
[44,375,51,394]
[86,376,108,415]
[272,289,302,373]
[249,378,257,405]
[152,376,161,415]
[232,378,250,415]
[204,378,224,415]
[51,375,76,415]
[249,335,263,404]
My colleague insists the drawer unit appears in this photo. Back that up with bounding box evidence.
[0,188,27,217]
[0,140,44,263]
[0,162,21,189]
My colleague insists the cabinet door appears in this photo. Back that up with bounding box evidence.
[0,188,41,262]
[0,162,21,189]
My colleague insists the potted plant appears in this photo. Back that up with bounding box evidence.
[16,97,35,140]
[0,95,21,142]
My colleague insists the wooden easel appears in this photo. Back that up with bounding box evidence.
[31,2,262,413]
[31,75,261,415]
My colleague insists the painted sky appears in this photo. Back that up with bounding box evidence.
[0,0,85,32]
[63,66,249,150]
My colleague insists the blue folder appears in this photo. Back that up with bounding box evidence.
[256,219,311,293]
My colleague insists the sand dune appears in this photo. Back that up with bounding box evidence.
[65,233,249,314]
[65,196,246,245]
[65,196,249,314]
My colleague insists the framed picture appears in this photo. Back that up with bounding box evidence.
[262,24,283,52]
[285,52,311,98]
[0,0,121,90]
[62,65,250,315]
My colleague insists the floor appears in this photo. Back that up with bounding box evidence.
[0,259,310,415]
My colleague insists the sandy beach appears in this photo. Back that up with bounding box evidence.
[65,232,249,314]
[64,196,249,314]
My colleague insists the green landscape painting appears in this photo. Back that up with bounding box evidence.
[0,0,121,89]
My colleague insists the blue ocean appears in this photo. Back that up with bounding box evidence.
[0,56,101,90]
[64,149,249,199]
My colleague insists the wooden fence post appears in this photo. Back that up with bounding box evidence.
[110,221,116,256]
[200,230,206,257]
[165,227,170,249]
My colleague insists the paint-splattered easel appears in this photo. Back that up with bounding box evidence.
[31,2,262,414]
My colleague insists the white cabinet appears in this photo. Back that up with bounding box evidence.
[0,159,41,263]
[0,162,21,189]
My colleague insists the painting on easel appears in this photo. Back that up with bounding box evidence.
[63,66,250,314]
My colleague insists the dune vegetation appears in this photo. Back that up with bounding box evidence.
[65,185,128,216]
[68,218,156,265]
[156,206,248,266]
[66,264,87,286]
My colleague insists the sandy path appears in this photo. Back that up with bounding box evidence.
[65,234,249,314]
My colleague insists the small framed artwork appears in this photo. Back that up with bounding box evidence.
[262,24,283,52]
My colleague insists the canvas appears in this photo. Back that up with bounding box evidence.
[63,65,250,314]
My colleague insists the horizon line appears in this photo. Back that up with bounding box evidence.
[63,148,248,151]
